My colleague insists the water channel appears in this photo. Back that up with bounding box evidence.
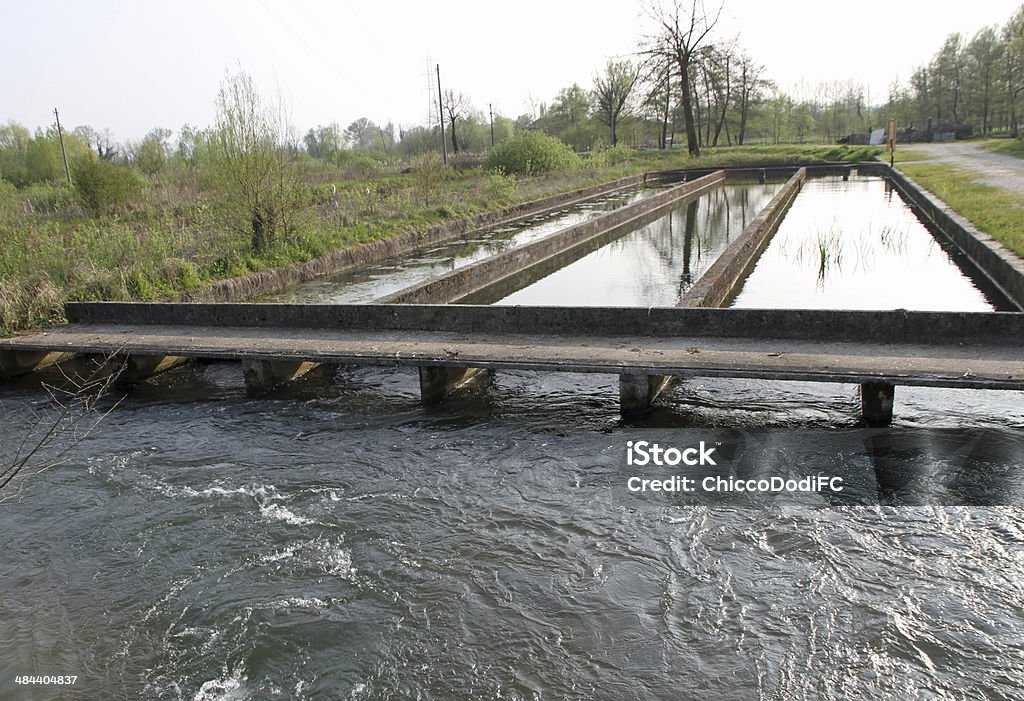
[1,173,1022,700]
[269,186,659,304]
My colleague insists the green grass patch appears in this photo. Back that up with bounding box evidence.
[898,162,1024,259]
[979,138,1024,159]
[625,144,882,170]
[888,148,930,163]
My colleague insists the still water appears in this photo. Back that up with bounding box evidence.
[269,187,657,304]
[732,176,999,311]
[2,175,1023,700]
[496,182,782,307]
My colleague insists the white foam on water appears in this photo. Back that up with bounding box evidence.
[193,666,247,701]
[259,502,316,527]
[272,596,330,610]
[310,538,356,578]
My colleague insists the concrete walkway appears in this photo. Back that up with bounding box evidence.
[903,142,1024,195]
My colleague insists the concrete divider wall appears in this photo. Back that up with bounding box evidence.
[887,166,1024,311]
[64,302,1024,346]
[180,173,651,304]
[680,168,807,308]
[375,171,727,305]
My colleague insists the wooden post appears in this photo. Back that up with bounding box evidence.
[437,64,447,165]
[54,108,72,186]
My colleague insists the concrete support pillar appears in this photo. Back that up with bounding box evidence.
[242,358,317,393]
[619,373,674,416]
[72,353,188,386]
[118,355,188,385]
[419,366,486,405]
[0,350,73,381]
[861,382,895,427]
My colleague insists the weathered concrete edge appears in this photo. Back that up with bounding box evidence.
[3,339,1020,391]
[375,171,727,305]
[681,168,807,308]
[887,165,1024,311]
[59,303,1024,346]
[178,173,649,304]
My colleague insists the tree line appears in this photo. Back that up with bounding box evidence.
[2,2,1023,200]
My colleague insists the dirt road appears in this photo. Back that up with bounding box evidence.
[904,141,1024,195]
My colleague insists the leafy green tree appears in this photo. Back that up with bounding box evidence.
[212,69,305,253]
[73,125,119,161]
[134,128,171,177]
[396,125,439,156]
[345,117,388,152]
[304,123,345,159]
[1003,6,1024,135]
[72,152,147,216]
[0,121,31,186]
[547,84,592,151]
[25,130,65,184]
[491,115,516,146]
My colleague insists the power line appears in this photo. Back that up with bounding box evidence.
[254,0,349,82]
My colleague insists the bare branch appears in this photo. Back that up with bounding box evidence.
[0,356,124,501]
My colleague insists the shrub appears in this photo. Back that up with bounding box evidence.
[72,154,147,216]
[604,143,634,164]
[488,132,580,175]
[22,182,78,214]
[411,151,446,205]
[212,70,307,252]
[0,178,17,216]
[482,168,516,203]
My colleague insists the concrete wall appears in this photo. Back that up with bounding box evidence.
[375,171,726,305]
[681,168,807,308]
[64,302,1024,346]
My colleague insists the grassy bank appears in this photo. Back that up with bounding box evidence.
[980,138,1024,159]
[897,162,1024,258]
[0,144,878,335]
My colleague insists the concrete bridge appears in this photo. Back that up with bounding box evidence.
[3,162,1023,426]
[2,302,1022,426]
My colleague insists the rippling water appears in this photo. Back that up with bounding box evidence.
[2,174,1023,700]
[2,365,1023,700]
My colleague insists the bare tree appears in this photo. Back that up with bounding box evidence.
[592,59,640,146]
[640,54,675,149]
[736,52,771,145]
[442,90,470,154]
[643,0,723,156]
[1,362,122,502]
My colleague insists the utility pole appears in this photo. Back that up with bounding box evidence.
[54,107,72,186]
[489,103,495,149]
[436,64,447,165]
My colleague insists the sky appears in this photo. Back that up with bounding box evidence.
[1,0,1021,144]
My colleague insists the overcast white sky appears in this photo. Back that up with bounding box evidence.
[1,0,1021,143]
